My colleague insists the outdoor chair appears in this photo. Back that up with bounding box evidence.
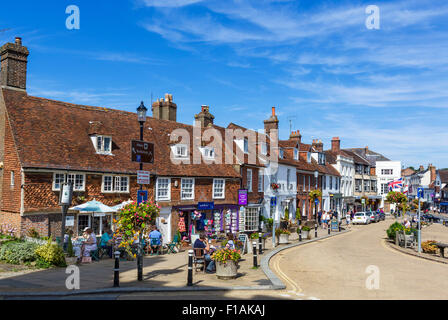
[90,248,100,261]
[193,248,206,274]
[150,238,161,255]
[167,234,180,254]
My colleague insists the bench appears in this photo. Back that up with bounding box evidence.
[435,243,448,258]
[395,230,415,248]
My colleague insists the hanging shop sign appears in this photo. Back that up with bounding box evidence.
[198,202,214,210]
[238,189,248,206]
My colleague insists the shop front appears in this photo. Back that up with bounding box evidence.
[74,212,114,236]
[174,202,241,244]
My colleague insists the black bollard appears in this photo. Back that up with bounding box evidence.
[113,251,120,287]
[299,225,302,242]
[328,221,331,235]
[315,223,318,238]
[258,232,263,255]
[253,242,258,268]
[338,221,341,232]
[187,249,193,286]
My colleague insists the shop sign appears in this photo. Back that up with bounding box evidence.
[238,189,248,206]
[137,190,148,205]
[198,202,214,210]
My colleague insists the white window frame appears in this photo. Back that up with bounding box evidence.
[258,169,263,192]
[173,144,188,158]
[102,176,129,193]
[244,138,249,154]
[213,178,225,199]
[279,148,284,159]
[201,147,215,159]
[53,172,86,191]
[10,171,14,187]
[244,207,259,232]
[52,173,65,191]
[96,135,112,154]
[156,178,171,201]
[294,148,299,160]
[181,178,195,200]
[247,169,253,192]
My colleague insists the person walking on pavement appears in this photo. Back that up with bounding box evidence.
[346,211,351,226]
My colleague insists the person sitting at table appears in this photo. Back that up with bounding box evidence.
[225,233,235,250]
[148,225,162,255]
[193,232,215,273]
[80,227,97,262]
[100,228,113,258]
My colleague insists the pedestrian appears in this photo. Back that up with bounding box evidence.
[346,211,350,225]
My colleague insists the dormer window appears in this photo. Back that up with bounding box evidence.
[279,148,284,159]
[294,148,299,160]
[201,147,215,159]
[307,152,311,163]
[95,135,112,154]
[173,144,188,158]
[244,138,249,153]
[318,153,326,165]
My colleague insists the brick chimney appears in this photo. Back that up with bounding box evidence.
[419,165,424,171]
[312,139,323,152]
[0,37,29,91]
[429,164,436,182]
[331,137,340,154]
[263,106,279,138]
[152,93,177,121]
[289,130,301,144]
[194,105,214,127]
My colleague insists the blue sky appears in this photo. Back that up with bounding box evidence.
[1,0,448,169]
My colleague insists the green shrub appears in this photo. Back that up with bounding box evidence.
[66,235,75,257]
[275,229,291,236]
[386,222,405,240]
[27,228,40,239]
[0,241,39,264]
[298,226,311,233]
[35,257,52,269]
[35,239,67,267]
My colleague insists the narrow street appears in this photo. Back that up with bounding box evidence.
[270,218,448,300]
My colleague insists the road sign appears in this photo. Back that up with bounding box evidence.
[270,196,277,206]
[417,187,424,198]
[59,183,73,206]
[315,198,319,205]
[137,170,150,185]
[131,140,154,164]
[137,190,148,205]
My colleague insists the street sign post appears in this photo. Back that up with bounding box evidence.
[417,187,424,253]
[131,140,154,164]
[137,170,150,185]
[59,182,73,249]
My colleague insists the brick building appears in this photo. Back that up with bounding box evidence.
[0,37,244,242]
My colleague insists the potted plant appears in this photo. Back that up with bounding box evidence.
[298,226,311,239]
[212,247,241,280]
[65,234,77,265]
[275,229,291,244]
[250,232,268,250]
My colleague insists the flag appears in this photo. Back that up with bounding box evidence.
[388,178,403,191]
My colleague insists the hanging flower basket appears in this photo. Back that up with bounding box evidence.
[271,183,280,191]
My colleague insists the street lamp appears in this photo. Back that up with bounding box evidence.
[136,101,147,282]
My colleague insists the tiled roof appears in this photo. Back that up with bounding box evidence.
[401,168,415,177]
[3,89,240,178]
[438,169,448,183]
[341,149,370,166]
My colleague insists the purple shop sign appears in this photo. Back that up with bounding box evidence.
[238,189,248,206]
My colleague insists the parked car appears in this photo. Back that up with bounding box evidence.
[353,212,370,225]
[368,211,379,223]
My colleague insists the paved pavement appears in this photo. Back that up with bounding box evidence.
[0,225,336,297]
[269,218,448,300]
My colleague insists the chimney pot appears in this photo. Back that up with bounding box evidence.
[15,37,22,45]
[272,107,275,116]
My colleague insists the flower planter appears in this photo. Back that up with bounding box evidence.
[215,260,238,280]
[301,230,309,239]
[278,234,289,244]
